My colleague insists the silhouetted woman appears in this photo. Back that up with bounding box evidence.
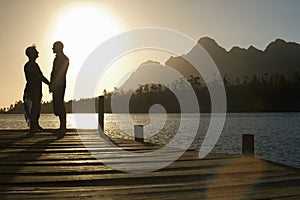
[24,45,49,135]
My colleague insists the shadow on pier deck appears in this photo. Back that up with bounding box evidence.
[0,130,299,200]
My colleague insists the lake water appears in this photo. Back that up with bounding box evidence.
[0,113,299,168]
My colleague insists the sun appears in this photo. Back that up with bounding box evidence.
[48,3,122,98]
[50,4,121,66]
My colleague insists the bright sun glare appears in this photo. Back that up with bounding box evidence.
[48,4,173,99]
[49,2,121,99]
[49,3,121,95]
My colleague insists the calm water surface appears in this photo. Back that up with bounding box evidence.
[0,113,299,168]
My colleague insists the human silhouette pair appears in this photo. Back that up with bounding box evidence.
[24,41,69,139]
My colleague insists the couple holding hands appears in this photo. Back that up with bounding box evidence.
[24,41,69,139]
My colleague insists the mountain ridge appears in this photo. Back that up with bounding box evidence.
[119,37,300,91]
[165,37,300,82]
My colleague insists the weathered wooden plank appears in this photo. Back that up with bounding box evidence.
[0,177,299,200]
[0,156,297,179]
[0,183,205,199]
[0,163,298,186]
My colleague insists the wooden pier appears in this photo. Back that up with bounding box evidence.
[0,130,299,199]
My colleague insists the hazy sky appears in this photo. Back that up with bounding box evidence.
[1,0,300,108]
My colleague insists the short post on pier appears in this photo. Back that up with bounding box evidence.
[242,134,254,157]
[134,125,144,143]
[98,96,104,134]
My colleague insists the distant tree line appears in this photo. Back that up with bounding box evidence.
[3,70,300,114]
[224,72,300,112]
[103,70,300,113]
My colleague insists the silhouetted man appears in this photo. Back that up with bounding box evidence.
[50,41,69,139]
[24,46,50,136]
